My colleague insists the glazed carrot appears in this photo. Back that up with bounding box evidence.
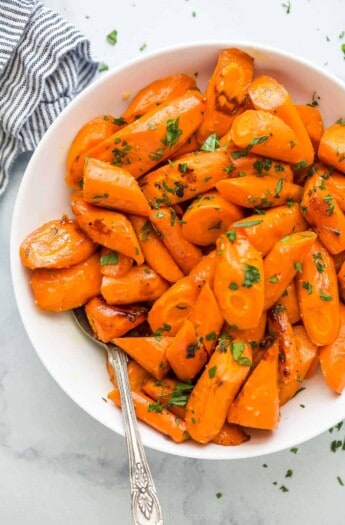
[70,90,205,186]
[149,207,202,274]
[185,339,252,443]
[107,360,152,390]
[332,250,345,272]
[70,194,144,264]
[231,203,307,257]
[228,340,280,430]
[263,231,317,310]
[139,150,230,207]
[148,276,201,336]
[292,325,318,379]
[318,120,345,174]
[101,265,169,305]
[181,191,244,246]
[216,175,302,208]
[99,247,133,278]
[66,115,120,188]
[295,104,324,152]
[189,283,224,355]
[197,48,254,142]
[213,231,264,330]
[83,158,151,216]
[189,251,216,286]
[319,302,345,394]
[301,173,345,254]
[20,217,96,270]
[231,110,307,164]
[338,260,345,302]
[296,239,340,345]
[170,133,200,159]
[85,297,147,342]
[30,253,101,312]
[279,281,300,325]
[310,163,345,212]
[108,388,188,443]
[212,422,250,446]
[248,75,314,165]
[130,214,184,283]
[122,73,197,121]
[166,319,208,381]
[226,311,267,349]
[268,307,301,405]
[304,353,319,379]
[113,336,172,380]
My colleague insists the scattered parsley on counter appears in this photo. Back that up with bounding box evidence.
[337,476,344,486]
[106,30,118,45]
[290,447,298,454]
[280,485,289,492]
[98,62,109,73]
[216,492,223,499]
[192,11,196,17]
[282,1,291,14]
[139,43,147,52]
[285,469,293,478]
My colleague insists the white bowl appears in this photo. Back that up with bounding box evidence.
[10,41,345,459]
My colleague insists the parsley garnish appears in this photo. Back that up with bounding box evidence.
[162,118,182,148]
[225,229,236,243]
[206,332,217,341]
[229,282,239,290]
[320,292,332,301]
[233,219,263,228]
[106,29,118,45]
[231,135,269,159]
[139,43,147,52]
[294,262,303,273]
[302,281,313,294]
[242,265,261,288]
[100,251,119,266]
[98,62,109,72]
[230,341,252,366]
[114,116,126,125]
[208,220,222,230]
[208,366,217,379]
[200,133,221,152]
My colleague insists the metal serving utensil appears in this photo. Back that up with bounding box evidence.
[72,307,163,525]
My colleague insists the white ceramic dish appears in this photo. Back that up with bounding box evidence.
[10,41,345,459]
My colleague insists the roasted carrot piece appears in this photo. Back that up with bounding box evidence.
[66,115,120,188]
[166,319,208,381]
[85,297,147,342]
[189,251,216,286]
[292,325,318,379]
[318,120,345,174]
[130,214,184,283]
[149,207,202,274]
[319,302,345,394]
[231,110,307,164]
[197,48,254,142]
[108,389,188,443]
[295,104,324,152]
[231,204,307,257]
[185,339,252,443]
[70,194,144,264]
[30,253,102,312]
[140,150,230,207]
[338,260,345,302]
[248,75,314,165]
[279,281,300,325]
[189,283,224,355]
[213,231,264,330]
[216,175,302,208]
[228,340,280,430]
[268,307,301,405]
[99,247,133,278]
[296,239,340,345]
[310,163,345,212]
[212,422,250,446]
[20,217,96,270]
[107,360,152,390]
[263,231,317,310]
[70,90,205,186]
[181,191,244,246]
[83,158,151,216]
[300,172,345,254]
[226,311,267,349]
[170,133,200,159]
[122,73,197,121]
[101,265,169,305]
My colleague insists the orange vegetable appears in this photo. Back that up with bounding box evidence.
[311,163,345,212]
[99,247,133,278]
[189,283,224,355]
[20,217,96,270]
[228,340,280,430]
[226,311,267,349]
[295,104,324,152]
[30,253,101,312]
[279,281,300,325]
[292,325,318,379]
[181,191,244,246]
[189,251,216,286]
[130,214,184,283]
[170,133,200,159]
[318,120,345,174]
[296,239,340,345]
[213,231,264,330]
[149,207,202,274]
[85,297,147,342]
[107,360,152,390]
[338,260,345,302]
[319,302,345,394]
[101,265,169,305]
[70,194,144,264]
[212,422,250,446]
[83,158,151,216]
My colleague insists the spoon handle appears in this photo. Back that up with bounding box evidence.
[107,345,164,525]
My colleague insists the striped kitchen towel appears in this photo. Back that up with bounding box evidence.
[0,0,99,195]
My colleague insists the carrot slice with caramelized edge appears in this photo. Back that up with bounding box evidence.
[83,158,151,216]
[107,359,152,390]
[318,120,345,174]
[20,217,96,270]
[85,297,147,342]
[99,247,133,278]
[185,339,252,443]
[189,251,216,286]
[292,325,318,379]
[30,253,102,312]
[213,231,264,330]
[319,302,345,394]
[295,104,324,152]
[226,311,267,349]
[279,281,300,325]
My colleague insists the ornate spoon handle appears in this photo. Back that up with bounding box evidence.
[108,345,164,525]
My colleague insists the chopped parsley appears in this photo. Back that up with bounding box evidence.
[208,220,222,230]
[320,292,332,301]
[230,341,252,366]
[242,264,261,288]
[139,43,147,52]
[274,178,284,198]
[231,135,269,159]
[106,29,118,45]
[100,251,119,266]
[302,281,313,294]
[229,282,239,290]
[162,117,182,148]
[98,62,109,72]
[233,219,263,228]
[200,133,221,152]
[208,366,217,379]
[294,262,303,273]
[225,229,237,243]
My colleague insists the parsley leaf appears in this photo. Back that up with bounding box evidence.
[200,133,221,152]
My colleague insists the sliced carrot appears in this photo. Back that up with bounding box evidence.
[220,150,294,182]
[20,217,96,270]
[70,194,144,264]
[292,325,318,379]
[338,260,345,302]
[83,158,151,216]
[226,311,267,349]
[318,120,345,174]
[189,283,224,355]
[319,302,345,394]
[311,163,345,212]
[99,247,133,278]
[279,281,300,325]
[170,133,200,159]
[228,340,280,430]
[107,359,152,390]
[30,253,101,312]
[295,104,324,152]
[189,251,216,286]
[212,422,250,446]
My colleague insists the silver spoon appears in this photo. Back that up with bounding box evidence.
[72,307,164,525]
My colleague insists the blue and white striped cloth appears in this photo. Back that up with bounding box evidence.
[0,0,99,195]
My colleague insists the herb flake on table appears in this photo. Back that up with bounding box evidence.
[337,476,344,486]
[106,29,118,46]
[139,43,147,52]
[216,492,222,499]
[98,63,109,73]
[282,1,291,14]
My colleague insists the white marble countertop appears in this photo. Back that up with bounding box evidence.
[2,1,345,524]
